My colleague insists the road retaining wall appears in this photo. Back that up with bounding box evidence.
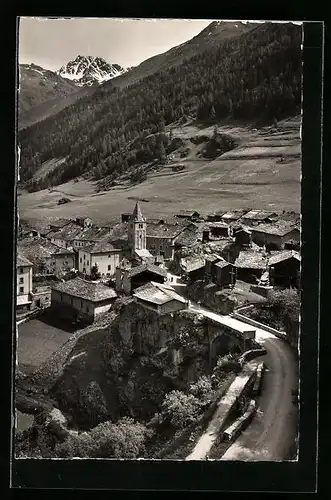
[223,399,257,442]
[231,311,287,340]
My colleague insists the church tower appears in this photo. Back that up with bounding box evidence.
[128,201,147,255]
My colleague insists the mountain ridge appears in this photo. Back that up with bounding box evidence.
[58,55,127,86]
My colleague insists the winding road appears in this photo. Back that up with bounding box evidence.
[187,303,298,461]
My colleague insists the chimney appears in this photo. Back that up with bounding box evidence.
[202,230,210,243]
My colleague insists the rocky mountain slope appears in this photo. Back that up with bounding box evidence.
[18,63,81,124]
[58,55,127,86]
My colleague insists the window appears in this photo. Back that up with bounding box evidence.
[19,268,23,274]
[108,265,111,271]
[87,261,89,266]
[19,286,24,293]
[81,301,83,308]
[108,254,111,258]
[19,277,24,284]
[64,261,68,265]
[80,257,82,263]
[83,254,86,260]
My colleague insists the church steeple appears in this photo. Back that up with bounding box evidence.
[128,201,147,255]
[132,201,144,222]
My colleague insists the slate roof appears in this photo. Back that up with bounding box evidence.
[133,281,187,306]
[47,222,83,241]
[175,210,200,217]
[214,260,232,269]
[174,229,199,247]
[135,248,154,259]
[74,226,111,242]
[49,218,72,229]
[241,209,277,221]
[127,263,168,279]
[268,250,301,266]
[82,241,120,254]
[180,256,206,273]
[234,251,268,269]
[147,223,185,239]
[106,223,129,242]
[52,277,117,302]
[16,253,33,267]
[18,238,74,265]
[252,223,300,237]
[205,253,225,263]
[221,210,248,221]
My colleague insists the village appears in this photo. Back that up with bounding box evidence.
[16,203,300,326]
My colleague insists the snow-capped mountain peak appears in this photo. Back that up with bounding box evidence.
[57,55,127,87]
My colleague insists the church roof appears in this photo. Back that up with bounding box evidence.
[132,201,145,222]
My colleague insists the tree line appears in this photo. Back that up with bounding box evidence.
[19,22,302,192]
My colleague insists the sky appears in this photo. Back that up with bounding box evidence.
[18,18,303,71]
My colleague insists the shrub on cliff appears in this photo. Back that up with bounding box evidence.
[161,390,202,429]
[55,417,149,459]
[189,376,213,402]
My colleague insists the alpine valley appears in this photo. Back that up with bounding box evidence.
[18,21,302,224]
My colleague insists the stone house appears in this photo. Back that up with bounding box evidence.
[46,222,84,249]
[133,281,188,315]
[115,261,168,294]
[51,277,117,322]
[212,260,236,288]
[268,250,301,288]
[146,223,187,260]
[234,250,268,284]
[240,209,278,226]
[16,254,33,311]
[251,224,300,250]
[175,210,201,221]
[180,255,206,281]
[18,238,75,275]
[78,241,122,278]
[72,225,111,250]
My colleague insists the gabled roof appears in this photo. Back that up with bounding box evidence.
[18,238,74,265]
[175,210,200,217]
[17,253,33,267]
[127,263,168,279]
[234,251,268,269]
[252,223,300,237]
[180,256,206,273]
[52,277,117,302]
[135,248,154,259]
[74,226,111,242]
[147,223,185,239]
[106,223,129,242]
[221,210,248,221]
[268,250,301,266]
[241,209,277,221]
[133,281,187,306]
[214,260,232,269]
[49,218,72,229]
[174,228,199,247]
[82,241,120,254]
[47,222,83,240]
[205,253,225,263]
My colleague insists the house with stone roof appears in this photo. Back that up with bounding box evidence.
[234,250,268,284]
[73,226,112,250]
[115,260,168,294]
[16,253,33,311]
[78,241,122,278]
[268,250,301,288]
[51,277,118,322]
[46,221,84,249]
[18,237,75,275]
[146,222,188,260]
[133,281,188,315]
[251,223,300,250]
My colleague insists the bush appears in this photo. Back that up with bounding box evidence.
[55,417,149,459]
[189,376,212,400]
[161,390,202,429]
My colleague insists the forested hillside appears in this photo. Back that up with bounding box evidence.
[19,22,302,192]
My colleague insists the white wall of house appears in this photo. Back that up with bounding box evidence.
[78,250,120,277]
[17,264,33,303]
[51,290,113,319]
